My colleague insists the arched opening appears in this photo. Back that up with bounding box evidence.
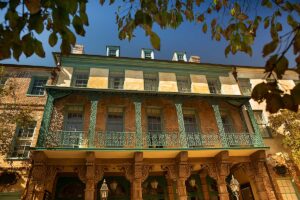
[97,176,130,200]
[142,175,169,200]
[54,173,85,200]
[185,174,205,200]
[229,167,257,200]
[206,175,219,200]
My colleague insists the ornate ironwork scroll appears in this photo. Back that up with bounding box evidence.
[134,100,142,148]
[245,102,264,147]
[211,103,228,147]
[175,103,188,148]
[88,98,99,147]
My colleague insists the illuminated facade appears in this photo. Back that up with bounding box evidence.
[1,47,300,200]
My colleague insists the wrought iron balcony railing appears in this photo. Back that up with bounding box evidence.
[46,131,85,148]
[43,131,257,149]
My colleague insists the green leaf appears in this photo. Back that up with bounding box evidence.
[80,12,89,26]
[266,93,283,113]
[237,13,248,21]
[0,2,8,9]
[262,39,278,57]
[276,23,282,32]
[49,32,58,47]
[294,34,300,54]
[72,15,85,36]
[252,82,268,103]
[225,45,231,57]
[22,33,35,57]
[287,15,297,28]
[12,44,22,61]
[61,39,71,55]
[67,0,78,15]
[150,32,160,50]
[34,39,45,58]
[202,23,207,33]
[291,83,300,104]
[264,18,269,29]
[25,0,41,14]
[99,0,105,5]
[275,56,288,79]
[265,54,278,72]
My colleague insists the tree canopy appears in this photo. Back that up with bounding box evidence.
[0,0,300,113]
[269,109,300,165]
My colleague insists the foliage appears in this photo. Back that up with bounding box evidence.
[0,66,34,156]
[269,109,300,165]
[0,0,300,112]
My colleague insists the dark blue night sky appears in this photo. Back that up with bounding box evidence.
[1,1,297,68]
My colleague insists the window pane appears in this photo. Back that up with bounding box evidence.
[277,179,299,200]
[11,123,36,158]
[207,78,221,94]
[184,115,198,133]
[221,114,235,133]
[64,106,84,131]
[239,78,252,95]
[73,71,89,87]
[148,116,162,132]
[253,110,271,138]
[109,72,124,89]
[30,78,47,95]
[144,73,158,91]
[106,113,124,132]
[177,76,190,92]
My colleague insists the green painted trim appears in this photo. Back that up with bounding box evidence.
[26,76,48,95]
[32,146,269,151]
[88,99,98,147]
[134,100,143,148]
[245,102,265,147]
[59,54,232,76]
[175,103,188,148]
[211,103,228,147]
[45,86,251,101]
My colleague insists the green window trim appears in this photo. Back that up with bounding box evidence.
[71,69,90,87]
[9,122,36,159]
[108,71,124,89]
[238,78,252,96]
[27,76,48,96]
[252,110,272,138]
[177,75,191,93]
[207,77,221,94]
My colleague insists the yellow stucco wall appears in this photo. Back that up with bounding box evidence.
[190,74,210,93]
[158,72,178,92]
[219,74,241,95]
[56,66,73,87]
[124,70,144,90]
[87,68,109,89]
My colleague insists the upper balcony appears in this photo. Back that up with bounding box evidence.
[35,87,267,158]
[51,53,246,97]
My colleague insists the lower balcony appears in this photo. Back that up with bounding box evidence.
[43,131,258,149]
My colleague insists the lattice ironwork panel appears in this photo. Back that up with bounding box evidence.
[226,133,253,146]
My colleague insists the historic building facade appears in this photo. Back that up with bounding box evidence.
[1,47,300,200]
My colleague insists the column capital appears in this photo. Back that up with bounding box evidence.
[87,93,101,101]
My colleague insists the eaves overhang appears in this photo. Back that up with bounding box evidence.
[45,85,251,106]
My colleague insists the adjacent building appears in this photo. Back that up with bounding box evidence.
[0,46,299,200]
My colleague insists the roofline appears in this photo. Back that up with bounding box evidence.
[0,63,54,70]
[52,52,297,71]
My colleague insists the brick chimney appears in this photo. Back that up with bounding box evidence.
[189,56,200,63]
[72,44,84,54]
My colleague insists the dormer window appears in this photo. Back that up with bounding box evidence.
[141,49,154,59]
[106,46,120,57]
[172,52,187,62]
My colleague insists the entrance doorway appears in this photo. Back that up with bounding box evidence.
[54,175,85,200]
